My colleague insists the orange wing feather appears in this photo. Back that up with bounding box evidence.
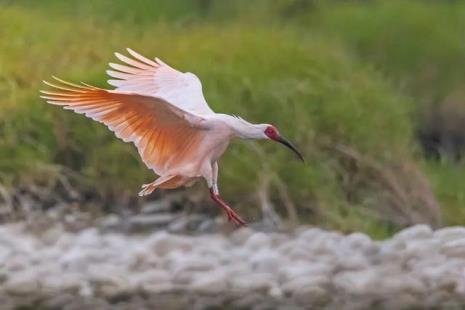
[41,78,206,175]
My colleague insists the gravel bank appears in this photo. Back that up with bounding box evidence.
[1,223,465,309]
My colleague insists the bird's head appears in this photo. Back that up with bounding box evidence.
[263,125,304,162]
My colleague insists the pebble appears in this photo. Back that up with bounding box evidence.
[434,226,465,242]
[190,270,229,293]
[0,222,464,308]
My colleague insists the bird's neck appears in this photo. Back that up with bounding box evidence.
[221,115,265,139]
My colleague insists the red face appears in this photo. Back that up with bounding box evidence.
[264,125,279,141]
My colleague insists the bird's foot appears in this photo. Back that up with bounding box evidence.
[138,183,156,196]
[225,207,247,226]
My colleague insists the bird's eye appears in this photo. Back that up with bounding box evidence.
[265,126,278,139]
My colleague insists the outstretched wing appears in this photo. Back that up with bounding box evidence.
[41,78,208,175]
[107,48,215,116]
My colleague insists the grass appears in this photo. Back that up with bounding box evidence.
[0,0,464,238]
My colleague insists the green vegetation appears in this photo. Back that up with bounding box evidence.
[1,0,464,237]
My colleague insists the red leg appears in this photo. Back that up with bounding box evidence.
[209,188,247,226]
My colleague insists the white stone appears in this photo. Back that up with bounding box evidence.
[434,227,465,242]
[287,247,312,261]
[141,282,174,294]
[282,276,330,294]
[333,269,379,295]
[147,232,192,256]
[230,227,255,245]
[4,271,40,295]
[378,275,426,294]
[87,264,127,287]
[40,273,82,293]
[404,239,441,259]
[292,285,329,306]
[230,273,276,292]
[175,258,216,274]
[249,249,281,273]
[244,232,272,250]
[278,263,332,283]
[336,253,369,271]
[74,228,101,248]
[344,232,373,249]
[394,225,433,242]
[172,270,198,285]
[191,270,228,293]
[298,228,325,242]
[442,239,465,257]
[128,269,171,286]
[129,213,174,228]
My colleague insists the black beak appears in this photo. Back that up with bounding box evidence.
[276,136,304,162]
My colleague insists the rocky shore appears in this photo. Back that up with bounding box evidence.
[1,222,465,309]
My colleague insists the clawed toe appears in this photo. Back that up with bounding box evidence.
[138,184,155,196]
[226,209,247,226]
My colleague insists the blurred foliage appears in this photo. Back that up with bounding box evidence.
[0,0,464,237]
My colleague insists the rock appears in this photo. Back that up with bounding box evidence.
[87,264,127,288]
[287,247,312,261]
[172,270,197,285]
[3,221,465,308]
[3,272,40,295]
[171,256,217,273]
[333,269,379,295]
[244,232,272,250]
[344,232,372,249]
[147,232,192,256]
[377,239,407,264]
[298,228,324,242]
[378,274,426,295]
[381,293,422,309]
[167,217,190,233]
[269,233,291,247]
[336,253,369,271]
[434,227,465,242]
[344,232,378,255]
[292,285,330,306]
[129,213,175,230]
[230,273,276,293]
[278,263,332,283]
[75,228,101,248]
[41,224,65,244]
[129,269,171,286]
[221,263,252,278]
[229,227,255,245]
[191,270,229,293]
[60,247,89,272]
[40,273,82,293]
[441,239,465,257]
[269,285,284,299]
[233,293,266,309]
[403,238,441,259]
[249,249,281,273]
[98,214,121,230]
[282,276,330,294]
[394,225,433,242]
[141,282,174,294]
[140,201,171,213]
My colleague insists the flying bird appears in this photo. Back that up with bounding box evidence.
[40,49,303,226]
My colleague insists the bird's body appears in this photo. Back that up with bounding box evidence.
[41,49,303,226]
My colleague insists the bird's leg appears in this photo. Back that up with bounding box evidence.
[208,162,246,226]
[209,188,246,226]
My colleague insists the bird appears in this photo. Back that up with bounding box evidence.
[40,49,303,226]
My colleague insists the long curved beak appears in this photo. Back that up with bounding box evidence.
[276,135,304,162]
